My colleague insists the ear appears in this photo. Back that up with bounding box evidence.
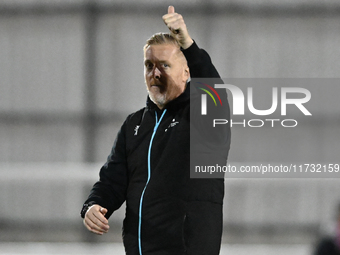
[184,66,190,80]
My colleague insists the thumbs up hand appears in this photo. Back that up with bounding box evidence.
[162,6,193,49]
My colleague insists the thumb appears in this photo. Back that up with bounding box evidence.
[168,5,175,14]
[100,207,108,216]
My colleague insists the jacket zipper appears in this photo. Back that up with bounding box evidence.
[138,109,167,255]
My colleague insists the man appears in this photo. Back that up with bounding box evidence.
[81,6,230,255]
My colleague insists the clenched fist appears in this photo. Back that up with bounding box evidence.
[162,6,194,49]
[83,204,110,235]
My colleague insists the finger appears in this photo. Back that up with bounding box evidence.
[87,209,109,230]
[168,5,175,14]
[164,14,182,25]
[100,207,108,216]
[164,14,184,27]
[86,214,109,233]
[162,13,177,24]
[88,206,109,225]
[93,210,109,226]
[84,217,108,235]
[84,219,104,235]
[164,19,183,34]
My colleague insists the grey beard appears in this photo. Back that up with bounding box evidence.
[149,92,167,108]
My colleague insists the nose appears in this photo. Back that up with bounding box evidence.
[153,67,161,79]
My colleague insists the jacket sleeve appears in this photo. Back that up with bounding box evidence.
[182,40,221,79]
[183,41,231,168]
[84,120,128,219]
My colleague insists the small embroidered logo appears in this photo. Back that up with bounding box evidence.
[134,125,140,136]
[165,119,179,132]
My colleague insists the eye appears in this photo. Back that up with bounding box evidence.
[162,63,169,68]
[145,63,153,70]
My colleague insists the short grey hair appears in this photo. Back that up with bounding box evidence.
[143,32,181,52]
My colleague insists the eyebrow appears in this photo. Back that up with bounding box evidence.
[144,59,169,65]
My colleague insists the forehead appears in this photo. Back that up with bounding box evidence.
[144,44,180,61]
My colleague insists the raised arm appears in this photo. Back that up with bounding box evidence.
[163,6,220,78]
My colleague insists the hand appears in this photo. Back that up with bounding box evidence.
[83,204,110,235]
[162,6,194,49]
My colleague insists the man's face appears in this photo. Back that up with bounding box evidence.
[144,44,190,109]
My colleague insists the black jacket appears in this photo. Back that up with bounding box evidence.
[314,237,340,255]
[83,41,231,255]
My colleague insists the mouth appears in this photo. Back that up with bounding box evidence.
[150,83,163,87]
[150,84,165,90]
